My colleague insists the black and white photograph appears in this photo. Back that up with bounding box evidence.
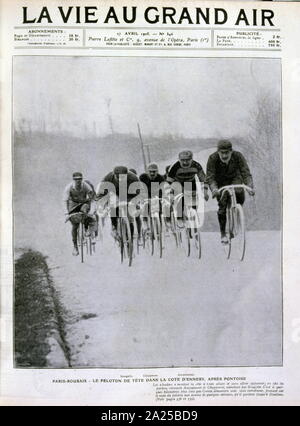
[13,56,282,369]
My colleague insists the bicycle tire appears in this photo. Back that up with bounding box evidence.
[85,233,89,254]
[142,217,152,255]
[153,214,163,258]
[117,220,124,263]
[97,221,103,242]
[224,206,232,259]
[122,217,133,267]
[149,216,155,256]
[160,213,166,258]
[193,210,202,259]
[88,237,93,256]
[181,227,191,257]
[135,218,141,256]
[235,204,246,261]
[80,223,84,263]
[170,210,179,248]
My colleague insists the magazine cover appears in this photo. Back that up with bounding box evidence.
[1,0,300,406]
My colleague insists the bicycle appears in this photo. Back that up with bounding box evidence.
[169,176,204,259]
[115,201,134,267]
[171,192,202,259]
[140,197,164,258]
[217,184,253,261]
[133,215,143,256]
[66,212,97,263]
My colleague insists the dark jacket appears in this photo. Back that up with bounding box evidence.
[139,173,165,198]
[206,151,253,192]
[96,171,140,201]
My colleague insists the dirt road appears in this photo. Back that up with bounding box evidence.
[45,225,282,368]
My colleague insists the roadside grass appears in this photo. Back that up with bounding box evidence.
[14,250,58,367]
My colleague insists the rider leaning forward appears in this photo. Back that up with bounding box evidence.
[96,166,141,239]
[166,150,209,221]
[63,172,97,256]
[206,140,255,244]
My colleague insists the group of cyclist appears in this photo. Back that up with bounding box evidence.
[64,139,255,256]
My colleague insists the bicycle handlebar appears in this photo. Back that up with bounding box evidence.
[217,184,254,201]
[217,184,253,194]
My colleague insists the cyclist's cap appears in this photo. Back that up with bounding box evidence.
[73,172,83,179]
[114,166,128,175]
[129,168,137,175]
[147,163,158,171]
[218,140,232,151]
[179,150,193,160]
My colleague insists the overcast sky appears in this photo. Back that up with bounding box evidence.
[13,56,280,138]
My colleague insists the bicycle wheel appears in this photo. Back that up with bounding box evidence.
[170,210,179,248]
[192,210,202,259]
[224,207,232,259]
[235,204,246,261]
[160,213,166,258]
[181,227,191,257]
[147,216,154,256]
[153,214,163,258]
[135,218,141,256]
[96,219,103,242]
[121,217,133,267]
[142,217,152,255]
[79,223,84,263]
[88,236,93,256]
[117,220,124,264]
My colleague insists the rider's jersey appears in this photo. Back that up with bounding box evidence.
[167,160,207,188]
[139,173,165,198]
[64,181,94,206]
[206,150,254,192]
[96,171,140,202]
[63,181,94,211]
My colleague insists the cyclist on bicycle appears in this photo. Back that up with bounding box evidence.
[206,140,255,244]
[166,150,209,221]
[139,163,165,197]
[63,172,97,256]
[96,166,141,240]
[139,163,165,224]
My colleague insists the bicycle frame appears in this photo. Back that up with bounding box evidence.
[67,211,98,262]
[163,191,200,258]
[172,192,201,229]
[217,184,253,261]
[139,196,164,257]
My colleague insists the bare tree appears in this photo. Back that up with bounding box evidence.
[246,89,281,230]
